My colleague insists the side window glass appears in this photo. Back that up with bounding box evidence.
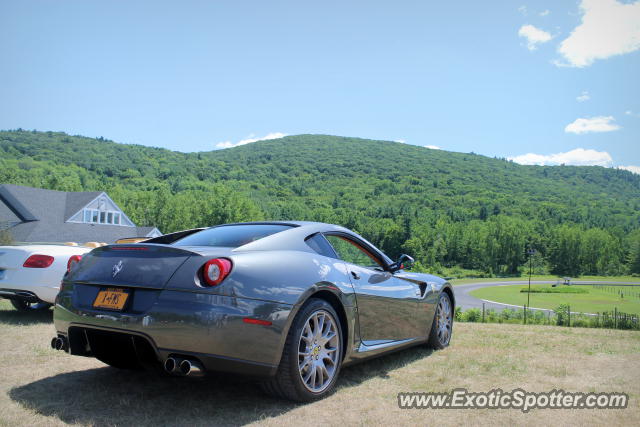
[305,233,339,259]
[324,235,382,269]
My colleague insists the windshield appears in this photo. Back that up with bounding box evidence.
[173,224,293,248]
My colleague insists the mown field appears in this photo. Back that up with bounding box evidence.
[0,300,639,426]
[450,275,640,285]
[469,284,640,315]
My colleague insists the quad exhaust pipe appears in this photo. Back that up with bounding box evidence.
[164,356,204,377]
[164,356,182,375]
[50,336,68,352]
[179,359,204,377]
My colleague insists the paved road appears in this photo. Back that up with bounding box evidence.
[453,281,637,314]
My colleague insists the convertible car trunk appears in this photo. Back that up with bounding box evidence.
[0,246,33,270]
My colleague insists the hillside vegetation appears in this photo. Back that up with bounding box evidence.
[1,130,639,277]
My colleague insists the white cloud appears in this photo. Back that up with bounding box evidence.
[215,132,287,149]
[394,139,406,143]
[518,24,553,50]
[576,91,590,102]
[618,165,640,174]
[557,0,640,68]
[518,5,528,16]
[539,9,550,16]
[626,110,633,115]
[424,145,441,150]
[509,148,613,166]
[565,116,620,134]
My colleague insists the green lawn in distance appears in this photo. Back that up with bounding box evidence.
[451,275,640,285]
[469,284,640,315]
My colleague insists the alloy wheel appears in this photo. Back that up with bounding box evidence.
[436,295,452,346]
[297,309,340,393]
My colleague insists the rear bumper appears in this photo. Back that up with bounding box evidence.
[54,285,294,378]
[0,273,61,303]
[0,288,44,303]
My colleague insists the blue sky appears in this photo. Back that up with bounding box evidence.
[1,0,638,171]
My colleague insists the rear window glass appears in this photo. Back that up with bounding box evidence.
[173,224,293,248]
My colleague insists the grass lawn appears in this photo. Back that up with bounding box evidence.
[451,275,640,286]
[1,300,639,426]
[469,284,640,315]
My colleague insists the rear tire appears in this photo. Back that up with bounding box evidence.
[427,292,453,349]
[10,300,52,311]
[261,298,343,402]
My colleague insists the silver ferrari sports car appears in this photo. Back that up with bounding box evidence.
[52,221,454,401]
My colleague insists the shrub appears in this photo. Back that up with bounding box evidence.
[500,308,514,321]
[463,308,481,322]
[455,307,638,330]
[0,229,13,246]
[486,308,498,323]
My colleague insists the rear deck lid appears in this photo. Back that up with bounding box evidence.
[0,246,34,270]
[67,244,198,289]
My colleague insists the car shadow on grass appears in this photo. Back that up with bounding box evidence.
[0,305,52,325]
[9,345,433,426]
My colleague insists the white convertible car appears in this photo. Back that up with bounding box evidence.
[0,244,93,311]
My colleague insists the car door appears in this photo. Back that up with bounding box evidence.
[323,233,423,343]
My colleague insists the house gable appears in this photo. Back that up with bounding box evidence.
[142,227,163,238]
[66,192,136,227]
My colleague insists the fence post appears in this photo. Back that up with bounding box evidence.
[523,305,526,324]
[482,303,485,323]
[614,307,617,329]
[567,305,571,327]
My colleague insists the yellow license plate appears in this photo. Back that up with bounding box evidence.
[93,288,129,311]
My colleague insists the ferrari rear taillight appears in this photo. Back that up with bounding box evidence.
[202,258,232,286]
[67,255,83,273]
[23,254,55,268]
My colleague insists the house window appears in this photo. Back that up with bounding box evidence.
[82,208,123,225]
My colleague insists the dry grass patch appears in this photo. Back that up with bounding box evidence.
[0,300,638,426]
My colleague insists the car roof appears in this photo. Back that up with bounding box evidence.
[223,221,392,264]
[217,220,334,228]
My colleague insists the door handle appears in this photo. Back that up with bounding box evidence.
[350,271,360,280]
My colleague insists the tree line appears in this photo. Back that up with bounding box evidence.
[1,130,639,277]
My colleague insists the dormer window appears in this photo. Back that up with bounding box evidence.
[67,192,134,227]
[82,208,121,225]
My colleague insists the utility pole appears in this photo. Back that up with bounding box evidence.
[527,248,536,310]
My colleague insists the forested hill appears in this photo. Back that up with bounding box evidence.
[1,130,639,277]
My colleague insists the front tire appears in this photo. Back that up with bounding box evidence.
[10,299,52,311]
[427,292,453,349]
[262,298,343,402]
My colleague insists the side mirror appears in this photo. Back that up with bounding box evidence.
[390,254,414,272]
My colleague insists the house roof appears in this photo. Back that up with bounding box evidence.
[0,184,161,243]
[64,190,103,221]
[0,185,38,221]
